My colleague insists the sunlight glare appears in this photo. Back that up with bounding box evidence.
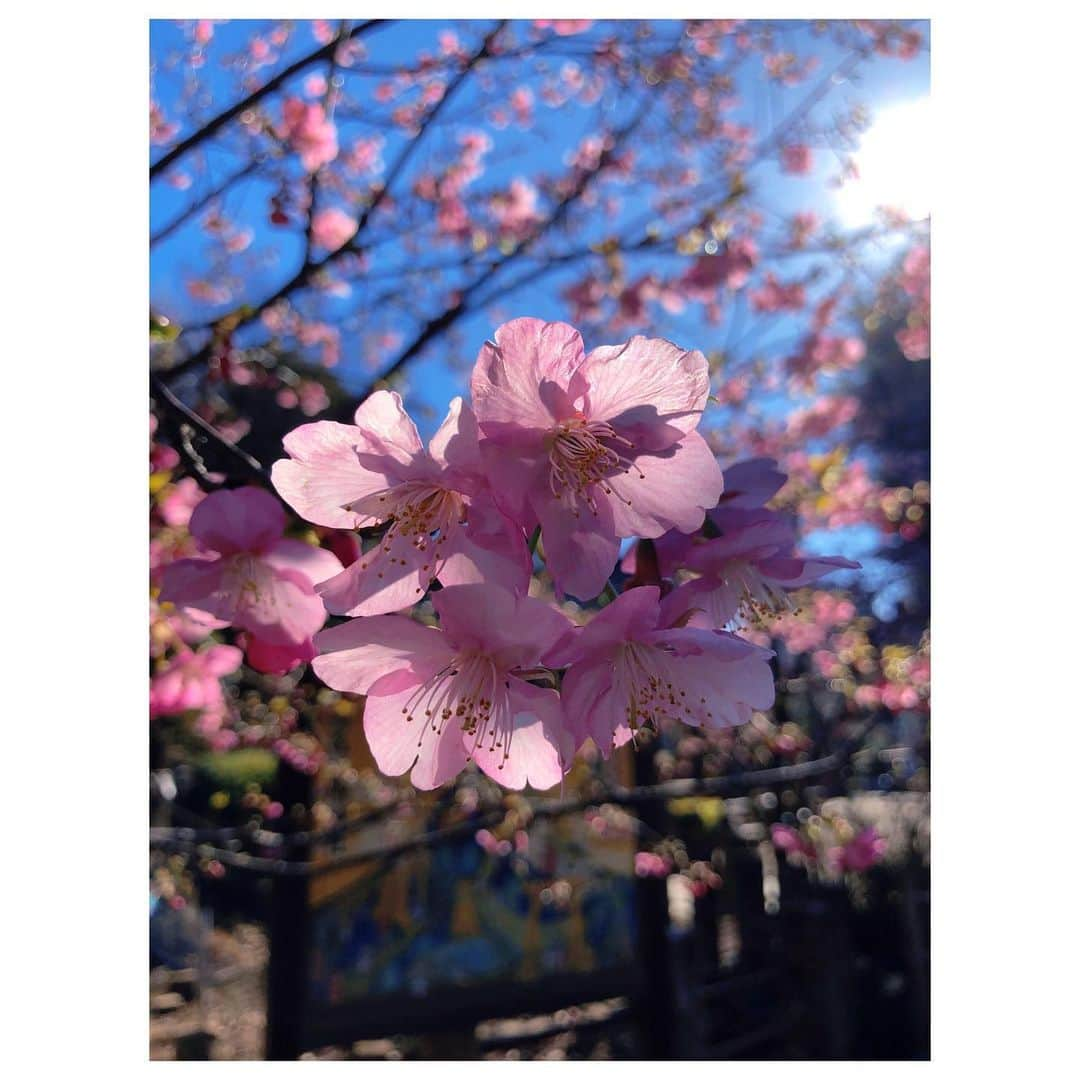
[834,97,931,227]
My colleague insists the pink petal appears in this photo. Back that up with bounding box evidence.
[202,644,244,677]
[244,635,316,675]
[477,441,545,527]
[189,487,285,555]
[437,497,530,595]
[606,430,725,538]
[648,625,771,662]
[560,657,616,750]
[273,421,395,529]
[720,457,786,508]
[351,390,423,465]
[409,723,471,790]
[427,396,483,475]
[359,678,460,783]
[534,491,620,601]
[470,679,568,790]
[316,537,428,616]
[581,337,710,448]
[671,645,776,727]
[265,538,344,585]
[313,614,452,695]
[758,554,860,587]
[684,517,795,573]
[659,576,742,629]
[159,557,227,612]
[230,562,328,646]
[544,586,660,667]
[431,584,572,665]
[470,317,585,434]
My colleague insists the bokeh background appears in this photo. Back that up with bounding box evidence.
[149,18,929,1061]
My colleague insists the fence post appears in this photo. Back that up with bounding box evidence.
[265,761,313,1061]
[631,741,678,1058]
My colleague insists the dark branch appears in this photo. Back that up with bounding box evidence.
[149,370,271,489]
[148,752,847,877]
[149,20,386,180]
[158,22,506,385]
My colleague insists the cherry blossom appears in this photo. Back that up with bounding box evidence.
[470,318,724,600]
[313,584,573,790]
[159,487,342,666]
[271,391,529,616]
[545,586,775,755]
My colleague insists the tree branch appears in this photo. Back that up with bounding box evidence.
[149,20,386,180]
[150,370,271,489]
[158,22,507,385]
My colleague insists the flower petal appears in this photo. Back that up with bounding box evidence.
[659,576,742,629]
[316,538,429,616]
[470,678,568,791]
[351,390,423,465]
[230,562,327,646]
[436,496,530,596]
[534,491,620,602]
[273,420,395,530]
[159,557,226,613]
[428,396,482,475]
[544,586,660,668]
[757,554,860,587]
[606,430,725,538]
[470,317,585,434]
[719,457,786,508]
[264,538,344,586]
[581,337,710,448]
[432,584,572,665]
[244,634,316,675]
[189,487,284,555]
[313,614,452,695]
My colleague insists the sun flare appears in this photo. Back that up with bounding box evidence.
[835,97,931,227]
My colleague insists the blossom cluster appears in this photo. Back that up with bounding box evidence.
[158,318,857,792]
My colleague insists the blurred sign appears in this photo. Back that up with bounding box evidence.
[298,764,640,1042]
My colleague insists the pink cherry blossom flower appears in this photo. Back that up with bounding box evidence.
[242,632,318,676]
[150,644,242,719]
[750,273,806,313]
[312,584,573,790]
[681,238,758,298]
[831,826,887,873]
[719,457,787,509]
[470,318,724,600]
[310,207,358,251]
[619,456,787,579]
[159,487,342,652]
[635,851,673,877]
[278,97,338,172]
[544,586,775,756]
[896,323,930,361]
[489,178,540,240]
[158,477,205,528]
[533,19,594,36]
[659,507,859,627]
[788,210,819,249]
[771,823,816,862]
[272,391,529,616]
[781,144,813,175]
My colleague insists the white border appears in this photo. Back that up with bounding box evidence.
[5,3,1079,1074]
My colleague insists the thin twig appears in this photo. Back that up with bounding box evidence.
[149,370,271,488]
